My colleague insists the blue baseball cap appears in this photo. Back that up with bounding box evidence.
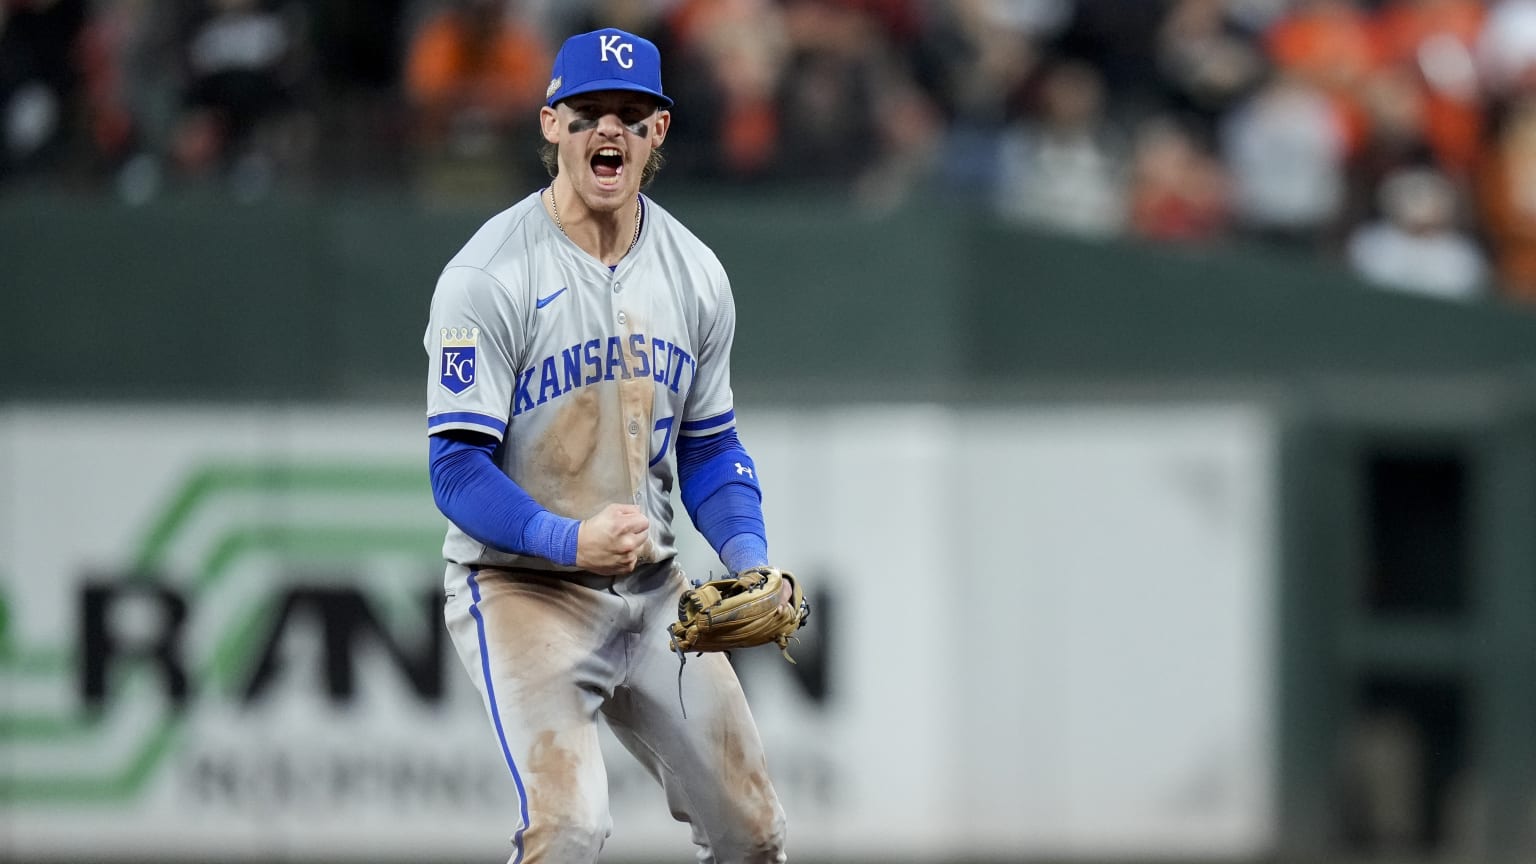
[545,28,672,108]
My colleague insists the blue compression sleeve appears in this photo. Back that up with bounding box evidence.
[428,433,579,565]
[676,428,768,572]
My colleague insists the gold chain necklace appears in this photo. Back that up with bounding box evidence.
[549,187,642,257]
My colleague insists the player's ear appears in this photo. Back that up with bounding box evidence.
[651,109,670,147]
[539,105,561,144]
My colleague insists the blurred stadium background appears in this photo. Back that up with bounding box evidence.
[7,0,1536,862]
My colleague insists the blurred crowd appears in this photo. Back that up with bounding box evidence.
[7,0,1536,305]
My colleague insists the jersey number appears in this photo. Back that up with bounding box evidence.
[649,416,674,467]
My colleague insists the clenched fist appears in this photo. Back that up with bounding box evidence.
[576,503,650,576]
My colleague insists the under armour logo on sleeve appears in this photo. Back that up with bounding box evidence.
[735,462,753,478]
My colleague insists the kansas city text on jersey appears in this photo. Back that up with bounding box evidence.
[509,332,697,416]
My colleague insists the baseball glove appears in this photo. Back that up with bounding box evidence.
[668,566,810,661]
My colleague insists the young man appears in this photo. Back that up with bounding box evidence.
[422,27,790,864]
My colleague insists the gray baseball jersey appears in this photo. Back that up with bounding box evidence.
[424,191,737,571]
[427,191,787,862]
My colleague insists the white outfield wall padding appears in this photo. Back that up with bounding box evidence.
[0,402,1277,862]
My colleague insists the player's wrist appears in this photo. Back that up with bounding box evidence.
[721,533,768,574]
[524,509,581,566]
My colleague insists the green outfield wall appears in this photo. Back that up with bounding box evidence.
[6,193,1536,402]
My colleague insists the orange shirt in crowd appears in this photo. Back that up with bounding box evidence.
[1265,0,1381,154]
[1478,100,1536,303]
[1373,0,1486,177]
[405,8,550,129]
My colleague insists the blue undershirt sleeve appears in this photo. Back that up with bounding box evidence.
[676,428,768,573]
[428,432,579,566]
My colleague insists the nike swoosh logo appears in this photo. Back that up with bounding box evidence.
[536,287,569,309]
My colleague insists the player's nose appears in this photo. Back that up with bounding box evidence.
[593,112,625,135]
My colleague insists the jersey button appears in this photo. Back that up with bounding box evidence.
[633,491,642,503]
[617,311,627,325]
[613,282,622,294]
[628,419,640,436]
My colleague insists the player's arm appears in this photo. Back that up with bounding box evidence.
[672,257,770,573]
[676,425,768,573]
[429,430,578,563]
[429,431,649,573]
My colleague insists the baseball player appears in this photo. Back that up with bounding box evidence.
[423,27,791,864]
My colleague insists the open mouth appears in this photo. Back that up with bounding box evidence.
[591,148,624,184]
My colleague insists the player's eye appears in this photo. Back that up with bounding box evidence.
[569,102,652,123]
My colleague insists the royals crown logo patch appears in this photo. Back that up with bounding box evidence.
[439,327,478,394]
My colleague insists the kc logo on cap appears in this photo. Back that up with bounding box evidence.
[546,28,672,108]
[599,34,633,69]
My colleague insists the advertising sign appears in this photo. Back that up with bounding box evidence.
[0,403,1275,861]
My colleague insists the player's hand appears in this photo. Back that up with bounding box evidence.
[576,503,650,576]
